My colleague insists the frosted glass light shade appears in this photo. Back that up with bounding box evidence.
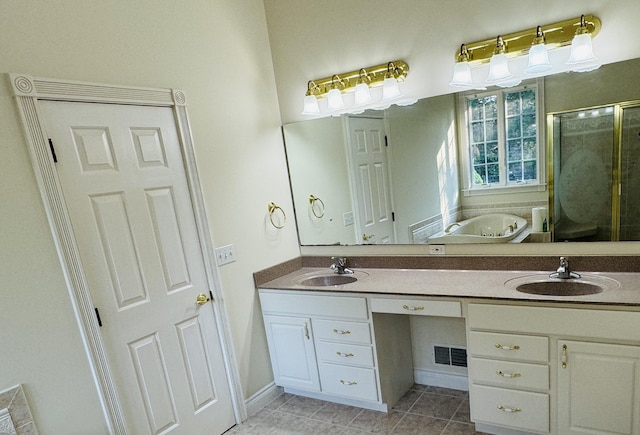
[354,82,373,105]
[566,33,600,72]
[525,43,552,74]
[327,88,345,110]
[486,53,513,83]
[301,94,320,115]
[449,61,473,87]
[382,77,402,101]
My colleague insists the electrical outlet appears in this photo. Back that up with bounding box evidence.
[215,244,236,266]
[429,244,446,255]
[343,211,354,226]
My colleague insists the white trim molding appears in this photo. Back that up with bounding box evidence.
[8,73,246,434]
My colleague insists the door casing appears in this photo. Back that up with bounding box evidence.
[9,73,245,434]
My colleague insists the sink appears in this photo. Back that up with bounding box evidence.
[505,273,620,297]
[300,275,358,286]
[516,281,603,296]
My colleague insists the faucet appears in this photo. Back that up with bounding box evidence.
[549,256,581,279]
[444,222,460,233]
[330,256,353,275]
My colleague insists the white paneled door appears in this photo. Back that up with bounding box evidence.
[41,101,235,434]
[347,117,395,244]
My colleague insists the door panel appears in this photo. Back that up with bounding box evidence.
[41,101,235,434]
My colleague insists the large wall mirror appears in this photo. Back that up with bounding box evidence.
[284,57,640,246]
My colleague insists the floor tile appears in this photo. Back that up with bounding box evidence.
[348,409,404,434]
[392,389,422,412]
[409,393,464,419]
[442,421,485,434]
[277,395,326,417]
[310,401,362,426]
[392,413,449,434]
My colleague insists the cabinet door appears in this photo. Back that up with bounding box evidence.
[263,315,320,391]
[558,340,640,434]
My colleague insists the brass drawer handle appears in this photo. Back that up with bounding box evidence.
[498,405,522,413]
[495,343,520,351]
[333,329,351,335]
[402,304,425,311]
[340,380,357,386]
[496,370,521,378]
[336,352,354,358]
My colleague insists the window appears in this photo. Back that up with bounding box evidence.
[459,81,544,193]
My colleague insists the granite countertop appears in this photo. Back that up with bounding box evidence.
[259,267,640,307]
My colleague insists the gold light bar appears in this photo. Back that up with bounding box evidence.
[455,14,601,64]
[306,60,409,99]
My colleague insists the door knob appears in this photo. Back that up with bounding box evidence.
[362,233,375,241]
[195,293,211,305]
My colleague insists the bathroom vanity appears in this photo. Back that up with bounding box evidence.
[258,265,640,435]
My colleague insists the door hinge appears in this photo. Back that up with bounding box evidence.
[384,136,389,147]
[95,307,103,327]
[48,138,58,163]
[392,212,395,222]
[209,290,215,302]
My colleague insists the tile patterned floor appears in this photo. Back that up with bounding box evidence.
[225,385,486,434]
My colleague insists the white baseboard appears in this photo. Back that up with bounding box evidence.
[414,368,469,391]
[244,382,283,417]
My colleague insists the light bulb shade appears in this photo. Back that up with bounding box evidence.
[566,33,600,72]
[326,88,345,110]
[301,94,320,115]
[449,61,473,87]
[382,77,402,100]
[486,53,513,83]
[525,43,552,74]
[354,82,373,105]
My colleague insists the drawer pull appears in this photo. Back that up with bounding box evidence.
[495,343,520,351]
[402,304,425,311]
[561,344,568,369]
[496,370,521,378]
[333,328,351,335]
[497,405,522,413]
[336,352,354,358]
[340,380,358,386]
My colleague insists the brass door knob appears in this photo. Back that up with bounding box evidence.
[195,293,210,305]
[362,233,375,241]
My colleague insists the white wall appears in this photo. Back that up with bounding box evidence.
[264,0,640,125]
[0,1,298,433]
[285,117,357,245]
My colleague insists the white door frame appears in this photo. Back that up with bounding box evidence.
[9,73,245,434]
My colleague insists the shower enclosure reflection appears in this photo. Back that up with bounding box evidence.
[550,104,640,241]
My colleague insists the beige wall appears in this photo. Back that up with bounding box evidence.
[265,0,640,125]
[0,1,299,433]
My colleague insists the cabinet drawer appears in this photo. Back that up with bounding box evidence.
[370,297,461,317]
[471,384,549,433]
[316,341,374,367]
[318,363,379,401]
[313,319,371,344]
[469,331,548,363]
[259,291,368,319]
[469,357,549,390]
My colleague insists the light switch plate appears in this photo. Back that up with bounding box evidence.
[215,244,236,266]
[343,211,354,226]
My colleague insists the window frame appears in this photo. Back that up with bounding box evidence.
[456,79,546,196]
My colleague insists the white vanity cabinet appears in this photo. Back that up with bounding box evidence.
[468,303,640,435]
[258,289,384,409]
[557,340,640,434]
[467,308,550,434]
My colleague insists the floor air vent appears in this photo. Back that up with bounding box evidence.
[434,345,467,367]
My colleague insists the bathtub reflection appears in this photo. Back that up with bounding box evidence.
[428,213,528,244]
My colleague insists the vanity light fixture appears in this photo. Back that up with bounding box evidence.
[451,14,601,89]
[486,36,521,87]
[566,14,600,72]
[301,60,411,117]
[301,81,321,115]
[449,44,474,88]
[525,26,552,74]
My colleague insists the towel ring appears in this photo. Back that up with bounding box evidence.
[308,194,325,218]
[268,202,286,229]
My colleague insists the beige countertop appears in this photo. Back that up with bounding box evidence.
[259,267,640,306]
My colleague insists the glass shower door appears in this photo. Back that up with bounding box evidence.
[619,105,640,241]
